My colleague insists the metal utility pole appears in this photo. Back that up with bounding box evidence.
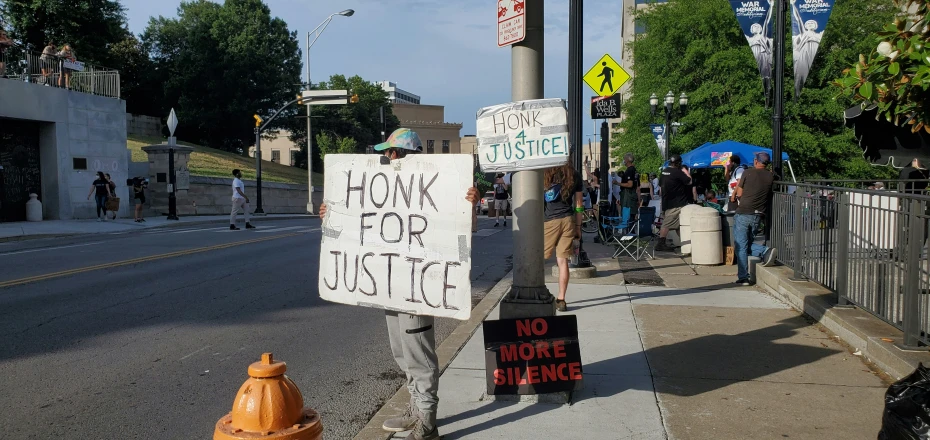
[254,124,264,214]
[501,0,553,319]
[380,106,386,142]
[567,0,591,269]
[771,0,786,179]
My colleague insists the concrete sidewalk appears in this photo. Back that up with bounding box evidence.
[379,245,890,439]
[0,214,314,240]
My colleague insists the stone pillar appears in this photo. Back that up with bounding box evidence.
[141,144,194,216]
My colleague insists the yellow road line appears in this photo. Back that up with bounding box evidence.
[0,232,304,289]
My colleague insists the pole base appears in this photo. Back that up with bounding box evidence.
[166,215,179,221]
[500,286,555,319]
[254,208,265,214]
[306,202,316,215]
[555,264,597,280]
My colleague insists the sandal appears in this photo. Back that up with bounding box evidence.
[555,299,567,312]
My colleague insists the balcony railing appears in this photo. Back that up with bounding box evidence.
[770,181,930,347]
[0,45,120,99]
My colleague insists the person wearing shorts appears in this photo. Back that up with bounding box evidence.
[493,173,509,227]
[132,178,146,222]
[543,159,584,312]
[656,154,692,252]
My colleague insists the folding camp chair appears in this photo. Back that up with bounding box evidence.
[601,206,633,252]
[614,206,658,261]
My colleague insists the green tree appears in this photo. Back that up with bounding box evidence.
[108,35,159,115]
[615,0,897,180]
[835,0,930,133]
[315,132,358,159]
[286,74,400,171]
[142,0,302,152]
[0,0,128,66]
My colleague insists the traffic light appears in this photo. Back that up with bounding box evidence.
[296,93,304,105]
[254,114,263,127]
[350,94,359,103]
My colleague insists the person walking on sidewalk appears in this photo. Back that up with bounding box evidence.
[132,177,147,222]
[86,171,111,221]
[544,159,584,312]
[105,173,118,220]
[733,152,777,285]
[230,169,255,230]
[493,173,509,227]
[655,154,692,252]
[317,128,479,440]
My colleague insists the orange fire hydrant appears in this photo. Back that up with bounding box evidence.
[214,352,322,440]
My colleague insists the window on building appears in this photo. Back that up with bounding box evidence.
[442,140,450,153]
[290,150,299,167]
[427,140,435,154]
[271,150,281,163]
[73,158,87,170]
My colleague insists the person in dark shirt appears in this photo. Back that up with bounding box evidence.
[656,154,692,251]
[617,153,640,220]
[86,171,112,221]
[733,152,777,285]
[544,160,584,312]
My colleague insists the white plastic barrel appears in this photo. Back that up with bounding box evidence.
[691,207,723,265]
[679,204,702,255]
[25,193,42,222]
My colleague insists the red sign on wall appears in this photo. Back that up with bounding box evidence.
[498,0,526,47]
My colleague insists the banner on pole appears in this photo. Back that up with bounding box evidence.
[319,154,474,320]
[791,0,834,97]
[729,1,774,92]
[649,124,666,158]
[475,99,570,173]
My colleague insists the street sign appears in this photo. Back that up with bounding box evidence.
[583,54,630,97]
[475,98,569,173]
[167,108,178,137]
[498,0,526,47]
[590,95,621,119]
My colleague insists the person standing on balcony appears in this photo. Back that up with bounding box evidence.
[733,152,778,286]
[40,42,56,85]
[57,44,75,89]
[0,27,12,77]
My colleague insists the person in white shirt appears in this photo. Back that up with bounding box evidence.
[230,169,255,230]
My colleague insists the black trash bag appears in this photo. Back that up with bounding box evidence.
[879,363,930,440]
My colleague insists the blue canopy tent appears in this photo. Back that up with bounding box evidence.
[675,140,796,182]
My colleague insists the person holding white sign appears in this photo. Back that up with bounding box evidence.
[543,160,584,312]
[318,128,478,440]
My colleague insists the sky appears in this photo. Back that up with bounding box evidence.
[122,0,624,140]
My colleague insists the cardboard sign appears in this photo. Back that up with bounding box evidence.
[319,154,474,320]
[475,98,569,173]
[483,315,583,395]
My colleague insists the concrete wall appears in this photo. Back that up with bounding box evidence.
[0,79,128,219]
[126,114,162,138]
[173,176,312,216]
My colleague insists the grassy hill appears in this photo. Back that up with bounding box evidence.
[126,135,322,186]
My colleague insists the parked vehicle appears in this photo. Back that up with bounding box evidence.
[480,191,494,214]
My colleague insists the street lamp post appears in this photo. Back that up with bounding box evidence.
[650,91,688,162]
[166,109,179,221]
[305,9,354,214]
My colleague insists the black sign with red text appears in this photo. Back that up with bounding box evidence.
[483,315,583,395]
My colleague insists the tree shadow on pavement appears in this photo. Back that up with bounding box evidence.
[440,316,838,438]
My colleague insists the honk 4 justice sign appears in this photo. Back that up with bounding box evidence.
[319,154,473,320]
[483,316,583,395]
[475,98,569,173]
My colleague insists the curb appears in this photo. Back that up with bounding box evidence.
[756,264,930,380]
[0,215,315,243]
[352,271,514,440]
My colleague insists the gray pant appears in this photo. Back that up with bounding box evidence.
[385,311,439,426]
[231,197,250,225]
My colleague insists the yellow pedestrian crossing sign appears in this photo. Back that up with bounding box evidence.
[584,54,629,97]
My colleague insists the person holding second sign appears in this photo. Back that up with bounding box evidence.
[318,128,478,440]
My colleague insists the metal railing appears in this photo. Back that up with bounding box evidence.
[0,45,120,99]
[771,181,930,347]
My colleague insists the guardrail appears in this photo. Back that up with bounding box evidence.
[771,181,930,347]
[0,45,120,99]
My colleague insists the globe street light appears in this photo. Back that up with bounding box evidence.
[305,9,354,213]
[650,90,688,162]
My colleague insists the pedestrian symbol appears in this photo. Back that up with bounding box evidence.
[583,54,629,97]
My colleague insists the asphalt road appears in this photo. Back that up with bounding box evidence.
[0,217,513,439]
